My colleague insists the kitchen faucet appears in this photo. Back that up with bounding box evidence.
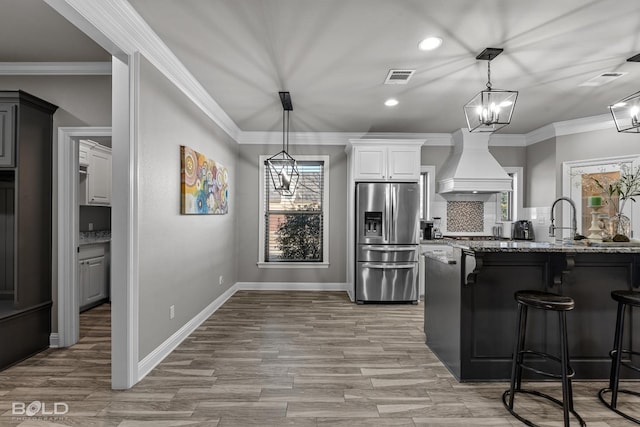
[549,197,578,239]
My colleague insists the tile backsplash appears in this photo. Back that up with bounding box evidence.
[446,201,484,232]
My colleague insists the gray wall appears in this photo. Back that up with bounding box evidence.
[555,128,640,198]
[137,57,238,360]
[490,146,527,168]
[525,138,556,207]
[524,128,640,208]
[0,75,112,332]
[236,144,347,283]
[79,206,111,232]
[0,76,112,129]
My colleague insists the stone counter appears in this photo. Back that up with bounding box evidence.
[450,239,640,253]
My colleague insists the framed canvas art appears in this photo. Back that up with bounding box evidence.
[180,145,228,214]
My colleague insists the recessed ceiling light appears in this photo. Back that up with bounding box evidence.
[384,98,399,107]
[418,37,443,51]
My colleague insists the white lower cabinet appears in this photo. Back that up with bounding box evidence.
[79,243,109,312]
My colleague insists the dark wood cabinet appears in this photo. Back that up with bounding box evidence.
[425,248,640,381]
[0,103,15,167]
[0,91,57,371]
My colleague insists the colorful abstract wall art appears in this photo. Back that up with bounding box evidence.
[180,145,229,214]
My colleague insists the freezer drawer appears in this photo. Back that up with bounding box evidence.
[356,261,418,303]
[357,244,418,263]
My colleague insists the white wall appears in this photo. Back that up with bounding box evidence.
[137,57,238,359]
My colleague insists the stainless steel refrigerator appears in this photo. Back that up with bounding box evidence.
[355,182,420,303]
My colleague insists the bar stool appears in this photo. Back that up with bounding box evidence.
[502,290,586,427]
[598,290,640,424]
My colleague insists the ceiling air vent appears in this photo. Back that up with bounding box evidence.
[578,72,627,87]
[384,69,415,85]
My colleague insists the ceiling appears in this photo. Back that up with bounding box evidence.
[4,0,640,135]
[0,0,109,61]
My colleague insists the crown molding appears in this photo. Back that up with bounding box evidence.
[552,113,615,137]
[489,133,527,147]
[0,62,112,75]
[524,113,616,146]
[45,0,241,141]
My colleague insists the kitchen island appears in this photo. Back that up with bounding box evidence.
[424,240,640,381]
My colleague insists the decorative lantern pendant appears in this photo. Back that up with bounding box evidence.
[609,90,640,133]
[464,48,518,133]
[267,92,299,196]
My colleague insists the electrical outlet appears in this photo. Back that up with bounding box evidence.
[219,275,224,285]
[88,223,94,231]
[169,305,175,319]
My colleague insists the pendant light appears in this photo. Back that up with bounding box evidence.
[609,91,640,133]
[464,48,518,133]
[267,91,299,196]
[608,53,640,133]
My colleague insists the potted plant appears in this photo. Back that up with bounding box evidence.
[590,164,640,241]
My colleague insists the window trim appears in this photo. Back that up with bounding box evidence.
[497,167,523,222]
[257,154,330,268]
[420,165,436,221]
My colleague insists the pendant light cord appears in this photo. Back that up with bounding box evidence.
[486,60,492,90]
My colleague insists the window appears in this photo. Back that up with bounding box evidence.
[498,167,522,222]
[499,173,515,221]
[419,166,435,220]
[258,155,330,267]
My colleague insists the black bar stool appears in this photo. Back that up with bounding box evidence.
[502,290,586,426]
[598,290,640,424]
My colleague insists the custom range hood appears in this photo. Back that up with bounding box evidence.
[437,130,512,194]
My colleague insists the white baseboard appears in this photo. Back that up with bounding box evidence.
[235,282,349,292]
[49,333,59,348]
[136,281,349,382]
[137,283,239,381]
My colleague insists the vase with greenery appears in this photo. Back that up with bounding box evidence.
[590,164,640,241]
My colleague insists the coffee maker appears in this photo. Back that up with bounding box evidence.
[420,220,434,240]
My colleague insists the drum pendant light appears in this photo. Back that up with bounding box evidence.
[267,91,299,196]
[464,48,518,133]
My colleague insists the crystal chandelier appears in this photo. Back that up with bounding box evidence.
[464,48,518,133]
[267,91,299,196]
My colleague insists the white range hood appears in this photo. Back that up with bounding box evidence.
[437,130,512,194]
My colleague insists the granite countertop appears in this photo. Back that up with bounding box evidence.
[79,231,111,246]
[449,239,640,253]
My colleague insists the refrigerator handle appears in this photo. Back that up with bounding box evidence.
[392,186,397,241]
[385,185,390,242]
[362,263,416,269]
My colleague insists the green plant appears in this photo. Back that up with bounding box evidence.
[590,164,640,215]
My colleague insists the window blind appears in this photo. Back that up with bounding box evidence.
[264,160,324,262]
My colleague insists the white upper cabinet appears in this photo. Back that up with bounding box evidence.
[350,140,422,181]
[353,146,386,180]
[79,140,111,206]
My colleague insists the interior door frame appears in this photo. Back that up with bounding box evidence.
[57,126,112,348]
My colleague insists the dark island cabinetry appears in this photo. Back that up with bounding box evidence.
[0,91,57,371]
[425,244,640,381]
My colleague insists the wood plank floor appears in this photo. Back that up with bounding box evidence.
[0,291,638,426]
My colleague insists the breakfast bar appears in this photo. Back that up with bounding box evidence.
[424,240,640,381]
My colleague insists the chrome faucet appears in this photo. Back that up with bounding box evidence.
[549,197,578,239]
